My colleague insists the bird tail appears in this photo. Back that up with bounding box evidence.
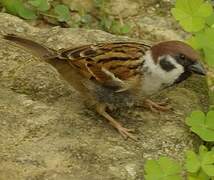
[3,34,57,59]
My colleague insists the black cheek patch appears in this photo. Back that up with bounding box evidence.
[159,58,176,72]
[174,71,192,84]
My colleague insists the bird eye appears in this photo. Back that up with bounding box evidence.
[179,54,186,60]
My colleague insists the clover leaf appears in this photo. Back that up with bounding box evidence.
[1,0,20,15]
[185,146,214,178]
[120,24,131,34]
[190,28,214,66]
[171,0,213,32]
[196,28,214,66]
[186,111,214,141]
[185,150,201,173]
[2,0,37,20]
[54,4,71,22]
[186,36,201,50]
[199,145,208,159]
[28,0,50,12]
[202,151,214,176]
[188,170,210,180]
[144,157,182,180]
[18,5,37,20]
[185,146,208,174]
[206,13,214,27]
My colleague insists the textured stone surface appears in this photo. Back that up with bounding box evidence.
[107,0,139,17]
[0,13,208,180]
[61,0,185,41]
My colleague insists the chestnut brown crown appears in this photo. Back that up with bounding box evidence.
[151,41,200,63]
[151,40,206,76]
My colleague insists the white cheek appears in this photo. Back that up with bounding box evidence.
[141,52,184,95]
[158,59,184,85]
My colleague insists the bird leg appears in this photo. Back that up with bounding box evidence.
[144,98,171,112]
[96,103,137,140]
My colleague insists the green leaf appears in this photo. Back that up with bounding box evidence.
[171,0,213,32]
[199,145,208,160]
[145,159,162,177]
[100,16,112,30]
[185,146,213,179]
[195,28,214,49]
[80,14,93,24]
[201,151,214,176]
[144,157,182,180]
[204,48,214,67]
[187,170,210,180]
[190,124,214,142]
[18,5,37,20]
[28,0,50,12]
[54,4,71,22]
[206,13,214,27]
[1,0,20,15]
[93,0,105,8]
[206,111,214,129]
[186,36,202,50]
[195,28,214,67]
[185,150,201,173]
[186,111,205,127]
[2,0,37,20]
[197,170,210,180]
[120,24,131,34]
[111,20,121,34]
[186,110,214,141]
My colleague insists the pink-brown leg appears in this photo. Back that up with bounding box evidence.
[96,104,137,141]
[144,99,171,112]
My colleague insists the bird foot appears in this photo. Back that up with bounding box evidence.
[114,124,137,141]
[96,103,137,141]
[144,98,171,113]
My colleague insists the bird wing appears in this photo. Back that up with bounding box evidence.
[55,42,150,92]
[3,34,150,92]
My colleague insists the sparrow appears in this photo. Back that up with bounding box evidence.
[3,34,206,140]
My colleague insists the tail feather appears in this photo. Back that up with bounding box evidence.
[3,34,57,58]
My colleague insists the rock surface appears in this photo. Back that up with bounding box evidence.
[0,13,208,180]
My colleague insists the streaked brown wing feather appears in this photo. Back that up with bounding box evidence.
[58,42,149,90]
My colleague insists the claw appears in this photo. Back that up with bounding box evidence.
[117,126,138,141]
[96,103,138,141]
[144,99,172,113]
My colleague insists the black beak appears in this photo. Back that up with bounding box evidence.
[189,62,206,75]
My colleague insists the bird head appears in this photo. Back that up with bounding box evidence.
[151,40,206,84]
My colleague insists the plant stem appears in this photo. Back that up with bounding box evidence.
[207,68,214,110]
[39,12,58,19]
